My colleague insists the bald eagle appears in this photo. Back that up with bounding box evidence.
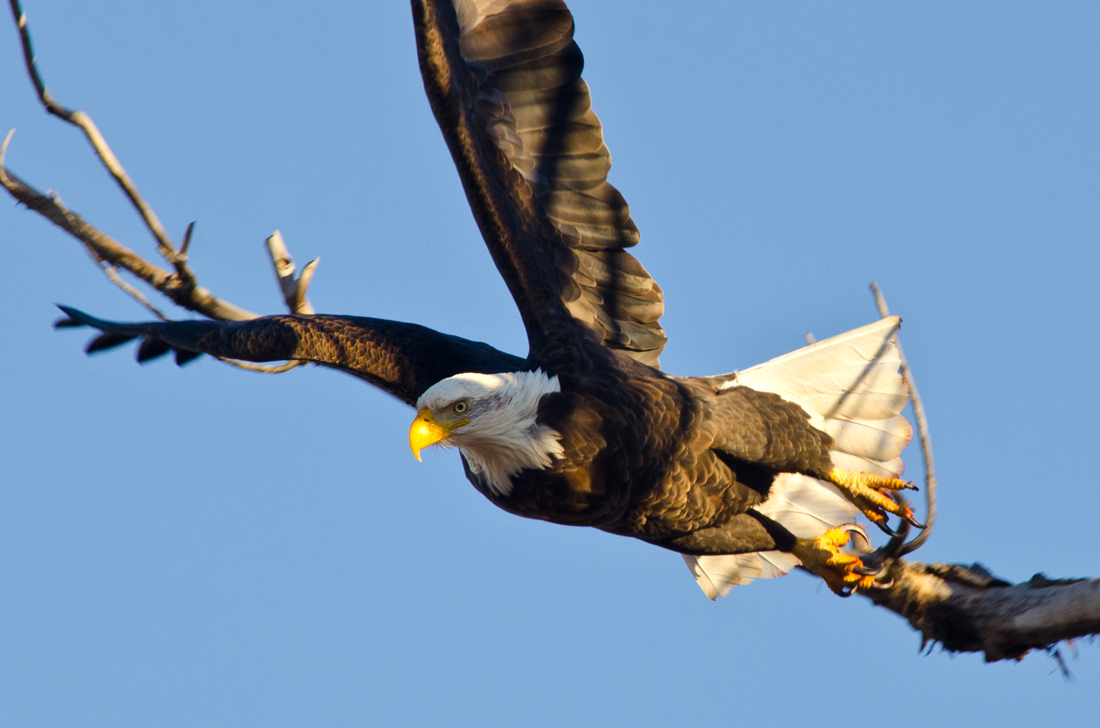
[57,0,920,598]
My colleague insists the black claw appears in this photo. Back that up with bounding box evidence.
[856,552,896,589]
[847,527,873,553]
[838,523,872,549]
[905,514,927,530]
[853,561,884,577]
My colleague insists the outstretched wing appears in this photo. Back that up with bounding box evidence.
[56,307,524,406]
[413,0,667,367]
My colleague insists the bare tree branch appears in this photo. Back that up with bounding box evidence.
[859,561,1100,662]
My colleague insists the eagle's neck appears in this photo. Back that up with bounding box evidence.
[455,371,565,497]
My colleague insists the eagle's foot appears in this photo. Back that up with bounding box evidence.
[793,524,884,596]
[827,467,924,534]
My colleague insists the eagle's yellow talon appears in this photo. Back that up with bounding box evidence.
[793,525,883,595]
[828,468,914,492]
[827,467,924,533]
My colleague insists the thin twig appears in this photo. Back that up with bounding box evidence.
[0,128,16,188]
[870,281,937,556]
[48,189,169,320]
[218,358,304,374]
[98,264,169,321]
[45,186,168,320]
[180,221,196,256]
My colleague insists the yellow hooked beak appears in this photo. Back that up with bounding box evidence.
[408,408,468,461]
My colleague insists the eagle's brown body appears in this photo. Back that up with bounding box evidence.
[479,346,835,555]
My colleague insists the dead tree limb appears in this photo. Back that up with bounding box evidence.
[857,561,1100,662]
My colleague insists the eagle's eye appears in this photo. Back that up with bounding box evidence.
[453,400,469,415]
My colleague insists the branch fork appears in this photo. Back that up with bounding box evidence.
[265,230,318,315]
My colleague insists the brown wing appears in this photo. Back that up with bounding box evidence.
[56,307,524,406]
[414,0,667,367]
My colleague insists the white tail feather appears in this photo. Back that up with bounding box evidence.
[685,317,910,599]
[683,550,802,600]
[824,416,912,462]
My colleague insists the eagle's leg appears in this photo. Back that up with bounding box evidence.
[827,468,924,534]
[792,524,881,595]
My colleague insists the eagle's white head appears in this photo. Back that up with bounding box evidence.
[409,370,565,496]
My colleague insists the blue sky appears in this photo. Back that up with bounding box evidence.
[3,1,1099,725]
